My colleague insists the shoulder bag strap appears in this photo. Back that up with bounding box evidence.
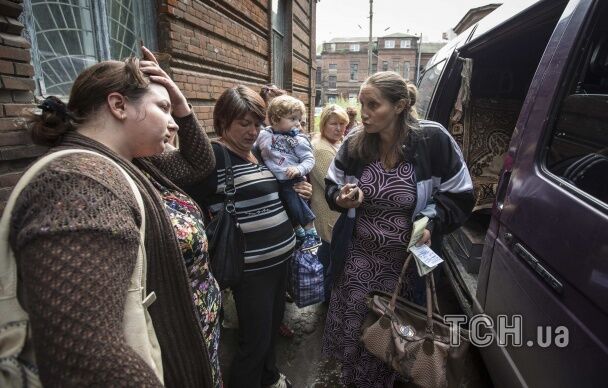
[0,149,146,313]
[218,144,237,215]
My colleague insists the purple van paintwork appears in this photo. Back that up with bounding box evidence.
[422,0,608,386]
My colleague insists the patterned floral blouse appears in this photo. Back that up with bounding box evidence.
[149,176,223,388]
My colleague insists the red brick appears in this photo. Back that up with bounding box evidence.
[0,16,24,35]
[1,75,35,91]
[0,44,29,62]
[0,59,12,74]
[13,63,33,77]
[11,91,33,103]
[0,0,23,19]
[3,103,34,117]
[0,32,29,49]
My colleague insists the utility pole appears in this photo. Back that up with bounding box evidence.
[368,0,373,75]
[416,32,423,83]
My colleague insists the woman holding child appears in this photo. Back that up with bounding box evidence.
[322,71,475,387]
[187,86,312,388]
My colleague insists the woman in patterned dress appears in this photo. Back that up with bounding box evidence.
[322,71,475,387]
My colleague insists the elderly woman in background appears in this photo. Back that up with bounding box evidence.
[310,104,348,300]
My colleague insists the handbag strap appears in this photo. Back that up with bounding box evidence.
[217,144,237,214]
[388,252,435,340]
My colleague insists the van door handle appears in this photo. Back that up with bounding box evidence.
[513,243,564,294]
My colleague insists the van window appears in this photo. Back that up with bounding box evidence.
[545,12,608,206]
[417,60,446,118]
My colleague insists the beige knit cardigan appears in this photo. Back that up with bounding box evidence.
[310,135,341,242]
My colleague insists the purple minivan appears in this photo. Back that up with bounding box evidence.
[418,0,608,386]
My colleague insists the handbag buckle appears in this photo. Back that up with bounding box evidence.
[397,324,416,339]
[225,203,236,213]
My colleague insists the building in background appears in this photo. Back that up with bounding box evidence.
[0,0,317,211]
[317,32,444,106]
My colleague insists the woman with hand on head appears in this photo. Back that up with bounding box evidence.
[322,71,475,387]
[7,47,220,387]
[187,85,313,388]
[309,104,348,300]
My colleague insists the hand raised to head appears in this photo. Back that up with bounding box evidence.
[140,46,191,118]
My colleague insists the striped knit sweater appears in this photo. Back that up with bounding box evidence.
[187,143,295,271]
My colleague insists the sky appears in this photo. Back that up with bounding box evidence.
[316,0,539,44]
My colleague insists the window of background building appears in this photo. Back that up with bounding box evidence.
[316,67,322,84]
[328,75,336,89]
[328,95,336,104]
[372,62,377,73]
[350,43,360,52]
[382,61,388,71]
[393,61,399,73]
[349,93,357,104]
[404,61,410,80]
[400,39,411,48]
[24,0,157,96]
[329,63,337,70]
[271,0,286,87]
[350,63,358,81]
[330,43,336,52]
[384,40,395,49]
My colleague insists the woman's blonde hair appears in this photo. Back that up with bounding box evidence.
[319,104,349,136]
[349,71,419,164]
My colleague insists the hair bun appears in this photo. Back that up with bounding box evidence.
[38,96,71,122]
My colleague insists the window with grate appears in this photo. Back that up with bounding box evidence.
[384,40,395,49]
[329,63,337,70]
[350,43,359,52]
[400,39,411,48]
[24,0,157,97]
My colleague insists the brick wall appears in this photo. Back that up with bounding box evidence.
[0,0,41,213]
[159,0,316,133]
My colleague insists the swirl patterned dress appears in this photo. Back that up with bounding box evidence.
[149,177,223,388]
[322,160,417,388]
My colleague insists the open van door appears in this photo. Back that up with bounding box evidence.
[478,0,608,386]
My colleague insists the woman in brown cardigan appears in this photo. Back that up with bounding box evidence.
[310,104,349,300]
[8,49,219,387]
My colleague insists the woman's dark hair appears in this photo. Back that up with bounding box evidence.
[214,85,266,136]
[28,58,150,146]
[349,71,419,165]
[259,83,287,104]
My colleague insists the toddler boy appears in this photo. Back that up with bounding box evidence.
[256,95,319,248]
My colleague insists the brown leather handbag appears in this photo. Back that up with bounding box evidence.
[361,254,470,388]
